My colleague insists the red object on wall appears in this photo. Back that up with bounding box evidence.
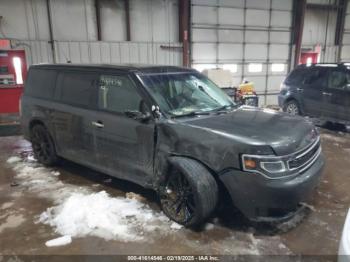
[300,52,319,65]
[0,50,27,114]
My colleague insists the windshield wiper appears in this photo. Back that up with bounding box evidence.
[171,111,211,118]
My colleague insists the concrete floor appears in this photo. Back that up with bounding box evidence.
[0,127,349,257]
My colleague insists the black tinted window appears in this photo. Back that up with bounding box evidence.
[285,68,307,85]
[328,70,350,91]
[59,72,96,107]
[98,75,142,113]
[25,69,57,99]
[303,67,327,86]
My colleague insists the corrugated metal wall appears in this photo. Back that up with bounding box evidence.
[11,40,182,66]
[0,0,182,66]
[191,0,294,106]
[341,2,350,61]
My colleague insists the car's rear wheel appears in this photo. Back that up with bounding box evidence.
[30,125,58,166]
[283,100,300,116]
[159,157,218,227]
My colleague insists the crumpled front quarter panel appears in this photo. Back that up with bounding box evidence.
[156,121,242,174]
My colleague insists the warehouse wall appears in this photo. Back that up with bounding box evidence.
[0,0,182,66]
[191,0,294,106]
[341,1,350,61]
[302,1,338,63]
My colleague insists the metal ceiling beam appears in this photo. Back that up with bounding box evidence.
[179,0,190,67]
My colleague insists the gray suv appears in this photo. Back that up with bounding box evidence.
[279,63,350,125]
[21,64,325,227]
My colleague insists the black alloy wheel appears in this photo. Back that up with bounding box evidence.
[30,125,58,166]
[160,171,196,225]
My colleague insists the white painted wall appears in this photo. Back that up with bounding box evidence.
[0,0,182,66]
[302,4,338,62]
[342,1,350,61]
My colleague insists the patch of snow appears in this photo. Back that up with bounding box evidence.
[6,156,21,164]
[170,222,183,230]
[39,191,170,241]
[51,171,60,176]
[45,235,72,247]
[26,155,36,162]
[7,155,178,243]
[204,223,214,230]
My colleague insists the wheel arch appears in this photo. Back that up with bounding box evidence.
[29,118,46,131]
[283,96,304,115]
[162,155,230,201]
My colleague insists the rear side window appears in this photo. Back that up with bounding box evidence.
[328,70,350,91]
[303,68,327,86]
[25,69,57,99]
[98,74,142,113]
[57,72,96,107]
[285,68,308,85]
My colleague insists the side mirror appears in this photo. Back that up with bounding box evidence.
[125,110,151,122]
[124,100,152,122]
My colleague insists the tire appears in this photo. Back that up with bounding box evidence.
[283,100,301,116]
[30,124,58,166]
[159,157,218,227]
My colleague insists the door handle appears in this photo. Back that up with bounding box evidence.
[297,88,304,92]
[91,121,104,128]
[322,92,332,96]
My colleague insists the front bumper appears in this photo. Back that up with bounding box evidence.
[277,94,287,108]
[219,153,325,222]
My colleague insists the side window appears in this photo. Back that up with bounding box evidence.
[285,68,307,85]
[98,75,142,113]
[58,72,96,107]
[328,70,348,90]
[25,69,57,99]
[303,68,327,87]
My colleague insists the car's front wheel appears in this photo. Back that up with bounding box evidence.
[30,124,58,166]
[283,100,301,116]
[159,157,218,227]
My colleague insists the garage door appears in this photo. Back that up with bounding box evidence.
[191,0,294,105]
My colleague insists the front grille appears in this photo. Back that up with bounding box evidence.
[288,139,321,171]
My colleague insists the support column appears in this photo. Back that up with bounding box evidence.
[95,0,102,41]
[179,0,190,67]
[335,0,348,62]
[125,0,131,41]
[46,0,56,63]
[292,0,307,67]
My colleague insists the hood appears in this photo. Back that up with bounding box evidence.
[182,106,317,156]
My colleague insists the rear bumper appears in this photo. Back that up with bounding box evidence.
[219,153,325,222]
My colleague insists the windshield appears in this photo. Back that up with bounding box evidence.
[139,72,236,117]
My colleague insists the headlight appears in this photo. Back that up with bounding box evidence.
[242,155,289,179]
